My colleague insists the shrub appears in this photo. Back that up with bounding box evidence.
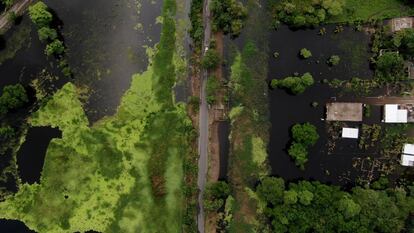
[375,52,406,83]
[28,1,53,27]
[0,125,15,141]
[38,27,58,42]
[300,48,312,59]
[271,72,314,94]
[206,75,220,104]
[288,142,308,169]
[327,55,340,66]
[201,49,220,69]
[45,40,65,56]
[292,122,319,147]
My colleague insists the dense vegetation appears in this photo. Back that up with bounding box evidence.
[201,49,220,69]
[270,0,414,27]
[288,123,319,169]
[0,84,28,117]
[28,1,71,77]
[257,177,414,233]
[189,0,203,49]
[271,72,314,94]
[203,181,231,212]
[270,0,345,27]
[206,75,220,104]
[225,1,271,231]
[211,0,247,37]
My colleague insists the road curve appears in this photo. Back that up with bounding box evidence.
[197,0,211,232]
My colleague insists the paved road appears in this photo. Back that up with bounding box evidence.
[197,0,211,232]
[0,0,33,33]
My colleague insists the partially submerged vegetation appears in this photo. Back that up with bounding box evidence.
[271,72,314,95]
[28,1,71,77]
[0,1,195,233]
[211,0,247,37]
[288,123,319,169]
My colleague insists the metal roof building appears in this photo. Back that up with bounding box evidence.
[383,104,408,123]
[401,144,414,166]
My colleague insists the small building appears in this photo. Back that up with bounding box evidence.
[326,102,363,122]
[389,17,414,32]
[401,144,414,166]
[383,104,408,123]
[342,127,359,139]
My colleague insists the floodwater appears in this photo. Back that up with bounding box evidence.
[16,127,61,184]
[43,0,162,122]
[267,25,377,186]
[218,122,230,179]
[0,220,35,233]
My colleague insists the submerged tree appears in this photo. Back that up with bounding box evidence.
[271,72,314,94]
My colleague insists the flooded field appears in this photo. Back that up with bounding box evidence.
[16,126,61,184]
[267,25,381,186]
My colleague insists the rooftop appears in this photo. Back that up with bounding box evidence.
[384,104,408,123]
[326,102,363,122]
[342,127,359,139]
[401,144,414,167]
[390,17,414,32]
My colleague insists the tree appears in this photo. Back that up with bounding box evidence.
[28,1,53,28]
[38,27,57,42]
[288,142,308,169]
[45,40,65,56]
[291,123,319,147]
[0,125,15,141]
[338,196,361,218]
[270,73,314,95]
[393,28,414,58]
[0,84,28,110]
[328,55,340,66]
[300,48,312,59]
[283,190,298,205]
[201,49,220,69]
[257,177,285,205]
[298,190,314,205]
[211,0,247,37]
[375,52,405,83]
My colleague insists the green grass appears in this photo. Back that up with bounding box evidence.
[0,0,193,232]
[329,0,414,23]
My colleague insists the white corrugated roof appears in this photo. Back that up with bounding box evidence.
[384,104,408,123]
[342,127,359,139]
[401,154,414,166]
[403,144,414,155]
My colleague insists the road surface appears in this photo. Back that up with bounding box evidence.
[0,0,33,33]
[197,0,211,232]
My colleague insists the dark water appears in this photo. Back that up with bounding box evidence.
[0,220,35,233]
[17,127,61,184]
[44,0,162,122]
[267,25,377,186]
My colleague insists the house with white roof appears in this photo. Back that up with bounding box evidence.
[383,104,408,123]
[401,144,414,167]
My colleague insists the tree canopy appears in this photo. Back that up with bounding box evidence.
[271,72,314,95]
[375,52,406,83]
[211,0,247,37]
[256,177,414,233]
[28,2,53,28]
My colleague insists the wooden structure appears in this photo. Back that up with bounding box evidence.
[389,17,414,32]
[326,102,363,122]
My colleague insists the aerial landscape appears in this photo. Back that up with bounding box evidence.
[0,0,414,232]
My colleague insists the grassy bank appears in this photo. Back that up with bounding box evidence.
[226,0,270,231]
[0,0,194,232]
[329,0,414,23]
